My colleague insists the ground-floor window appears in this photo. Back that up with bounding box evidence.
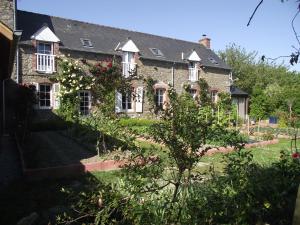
[211,90,218,103]
[189,89,197,99]
[79,91,91,115]
[155,88,165,107]
[122,92,133,111]
[39,84,51,108]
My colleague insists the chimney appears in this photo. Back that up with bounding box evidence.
[199,34,211,49]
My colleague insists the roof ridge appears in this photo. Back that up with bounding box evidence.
[17,9,202,46]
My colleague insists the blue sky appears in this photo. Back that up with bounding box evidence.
[18,0,300,71]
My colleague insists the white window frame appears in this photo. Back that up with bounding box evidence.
[36,41,56,74]
[79,91,91,116]
[122,52,136,77]
[121,91,134,112]
[189,89,197,99]
[188,61,198,82]
[38,83,52,109]
[155,88,165,108]
[211,90,218,103]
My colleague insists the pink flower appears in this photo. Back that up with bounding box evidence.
[292,152,300,159]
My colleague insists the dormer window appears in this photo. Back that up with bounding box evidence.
[188,61,198,82]
[36,41,56,73]
[122,52,136,77]
[116,39,139,78]
[31,26,60,74]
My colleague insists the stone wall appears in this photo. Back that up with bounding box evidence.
[0,0,14,30]
[18,43,230,117]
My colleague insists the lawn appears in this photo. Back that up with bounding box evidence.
[201,139,291,172]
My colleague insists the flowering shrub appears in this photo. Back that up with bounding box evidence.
[292,152,300,159]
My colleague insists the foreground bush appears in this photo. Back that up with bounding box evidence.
[58,149,300,225]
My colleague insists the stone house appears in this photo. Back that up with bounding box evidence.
[1,1,248,118]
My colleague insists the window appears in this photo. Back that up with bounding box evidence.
[149,48,164,57]
[122,52,135,77]
[37,42,52,54]
[209,57,219,65]
[155,88,165,107]
[189,89,197,99]
[36,41,55,73]
[39,84,51,108]
[188,62,198,81]
[80,38,93,48]
[122,92,133,111]
[211,90,218,103]
[79,91,91,115]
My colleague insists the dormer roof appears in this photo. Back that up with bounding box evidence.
[187,50,201,62]
[31,25,60,42]
[116,39,139,53]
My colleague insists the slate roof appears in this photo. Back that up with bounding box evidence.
[17,10,230,70]
[230,86,249,97]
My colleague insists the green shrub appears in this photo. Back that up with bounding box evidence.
[262,131,275,140]
[118,118,157,127]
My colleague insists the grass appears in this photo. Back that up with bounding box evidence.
[201,139,291,172]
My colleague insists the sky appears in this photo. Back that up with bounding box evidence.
[18,0,300,71]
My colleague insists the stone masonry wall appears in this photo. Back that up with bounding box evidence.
[19,43,230,116]
[0,0,14,30]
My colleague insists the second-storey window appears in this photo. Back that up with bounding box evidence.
[36,42,55,73]
[79,91,91,115]
[122,52,135,77]
[188,62,198,82]
[39,84,51,108]
[155,88,165,107]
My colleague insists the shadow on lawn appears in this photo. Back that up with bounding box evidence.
[19,110,127,170]
[0,172,107,225]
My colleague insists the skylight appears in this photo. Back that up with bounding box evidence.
[80,38,93,48]
[149,48,164,57]
[209,57,219,65]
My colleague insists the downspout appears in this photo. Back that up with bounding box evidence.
[171,62,175,87]
[14,0,20,84]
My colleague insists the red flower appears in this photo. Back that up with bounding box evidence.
[292,152,300,159]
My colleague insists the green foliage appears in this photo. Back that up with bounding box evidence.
[144,77,159,114]
[197,78,212,106]
[118,118,156,127]
[219,43,300,117]
[184,150,300,225]
[58,148,300,225]
[250,88,270,120]
[53,57,94,122]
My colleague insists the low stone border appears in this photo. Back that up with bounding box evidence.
[23,160,125,180]
[15,134,279,180]
[205,139,279,156]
